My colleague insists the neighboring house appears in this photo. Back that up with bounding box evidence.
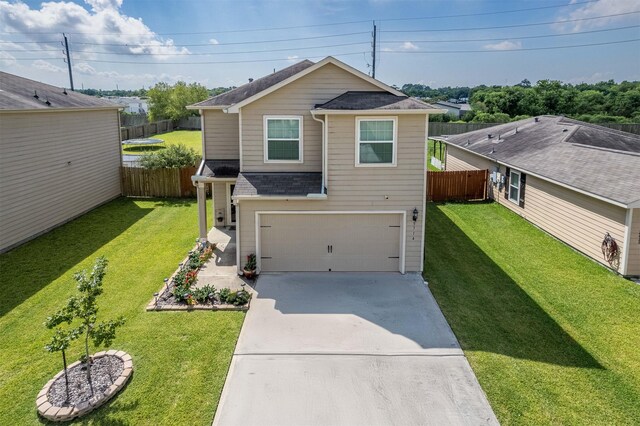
[188,57,442,274]
[107,96,148,114]
[0,72,122,253]
[433,101,472,119]
[434,116,640,277]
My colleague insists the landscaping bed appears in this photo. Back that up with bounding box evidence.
[147,241,251,311]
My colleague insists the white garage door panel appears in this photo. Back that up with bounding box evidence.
[260,213,401,272]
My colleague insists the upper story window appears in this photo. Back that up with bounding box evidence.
[356,117,397,167]
[264,116,303,163]
[508,170,521,204]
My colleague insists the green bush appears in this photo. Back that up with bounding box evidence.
[139,144,199,169]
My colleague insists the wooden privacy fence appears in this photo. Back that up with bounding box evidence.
[427,170,489,202]
[121,166,197,198]
[120,119,173,140]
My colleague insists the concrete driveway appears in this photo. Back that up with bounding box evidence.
[214,273,497,426]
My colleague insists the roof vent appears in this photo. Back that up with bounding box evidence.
[515,127,518,133]
[63,88,68,95]
[33,90,39,99]
[248,78,254,83]
[562,128,568,132]
[534,117,539,123]
[487,134,493,139]
[45,98,51,106]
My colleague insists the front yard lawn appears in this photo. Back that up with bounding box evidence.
[123,130,202,156]
[0,198,242,425]
[424,202,640,424]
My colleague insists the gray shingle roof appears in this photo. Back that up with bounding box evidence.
[191,60,315,108]
[0,71,119,110]
[233,172,322,197]
[314,91,438,111]
[436,116,640,206]
[202,159,240,178]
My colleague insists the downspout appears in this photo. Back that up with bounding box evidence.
[311,112,326,194]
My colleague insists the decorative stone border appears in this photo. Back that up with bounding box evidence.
[36,350,133,422]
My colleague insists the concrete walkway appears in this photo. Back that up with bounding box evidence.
[213,273,498,426]
[195,227,247,292]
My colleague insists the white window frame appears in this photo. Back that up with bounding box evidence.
[508,169,521,204]
[263,115,304,163]
[355,116,398,167]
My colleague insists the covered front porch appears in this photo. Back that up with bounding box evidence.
[193,159,239,241]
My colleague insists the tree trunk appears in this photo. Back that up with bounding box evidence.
[62,349,69,402]
[84,330,94,394]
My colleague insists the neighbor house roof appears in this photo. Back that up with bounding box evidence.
[312,91,440,112]
[201,159,240,178]
[434,116,640,207]
[233,172,323,198]
[433,101,471,111]
[0,71,119,112]
[190,60,315,108]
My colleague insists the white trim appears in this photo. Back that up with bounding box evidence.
[200,109,207,161]
[226,182,236,226]
[312,109,443,115]
[238,109,243,171]
[508,169,521,204]
[225,57,405,113]
[232,194,327,201]
[310,113,327,193]
[186,104,226,110]
[621,208,634,276]
[263,115,304,163]
[355,116,398,167]
[420,115,429,273]
[438,141,631,209]
[236,202,241,274]
[325,115,329,192]
[255,210,407,273]
[0,106,122,114]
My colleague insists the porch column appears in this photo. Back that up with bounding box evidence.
[197,182,208,241]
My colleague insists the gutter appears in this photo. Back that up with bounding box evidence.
[311,108,445,115]
[233,194,327,201]
[310,111,327,195]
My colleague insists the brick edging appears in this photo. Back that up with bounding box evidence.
[36,351,133,422]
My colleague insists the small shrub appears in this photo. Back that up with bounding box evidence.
[244,254,256,271]
[232,290,251,306]
[218,288,231,304]
[192,285,216,304]
[139,144,199,169]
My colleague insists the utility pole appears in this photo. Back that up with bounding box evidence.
[63,33,74,91]
[371,21,377,78]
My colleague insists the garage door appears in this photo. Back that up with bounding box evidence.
[259,213,402,272]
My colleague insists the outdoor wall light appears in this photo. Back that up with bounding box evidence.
[412,208,419,222]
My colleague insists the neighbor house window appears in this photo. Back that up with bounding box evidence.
[356,117,397,166]
[264,116,303,162]
[508,170,521,204]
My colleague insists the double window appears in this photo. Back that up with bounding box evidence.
[356,117,397,166]
[264,116,303,162]
[508,170,521,204]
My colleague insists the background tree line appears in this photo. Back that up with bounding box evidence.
[402,79,640,124]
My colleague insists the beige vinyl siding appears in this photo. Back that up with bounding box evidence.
[212,181,227,226]
[241,63,383,172]
[203,110,239,159]
[0,110,121,252]
[238,114,427,272]
[445,145,627,271]
[627,209,640,275]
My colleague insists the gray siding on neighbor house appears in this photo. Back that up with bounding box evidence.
[238,114,427,273]
[240,62,383,172]
[203,110,239,160]
[0,110,121,252]
[445,144,628,273]
[628,209,640,276]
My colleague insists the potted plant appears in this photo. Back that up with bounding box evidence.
[243,253,257,279]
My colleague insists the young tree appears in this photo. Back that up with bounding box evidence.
[44,326,81,401]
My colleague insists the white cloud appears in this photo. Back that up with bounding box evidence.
[32,60,65,73]
[566,71,614,84]
[484,40,522,51]
[209,38,219,45]
[382,41,420,52]
[555,0,639,32]
[0,0,190,61]
[286,55,299,63]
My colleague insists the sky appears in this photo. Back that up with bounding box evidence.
[1,0,639,90]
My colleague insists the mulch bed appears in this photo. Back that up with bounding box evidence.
[47,356,124,407]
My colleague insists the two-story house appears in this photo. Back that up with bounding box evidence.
[188,57,442,274]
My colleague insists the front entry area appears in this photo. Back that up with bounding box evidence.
[258,212,404,272]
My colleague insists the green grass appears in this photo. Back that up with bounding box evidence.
[424,202,640,425]
[123,130,202,156]
[427,139,445,171]
[0,198,242,425]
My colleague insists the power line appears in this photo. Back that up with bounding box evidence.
[7,51,369,65]
[384,11,640,33]
[380,38,640,53]
[0,0,601,36]
[380,25,640,44]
